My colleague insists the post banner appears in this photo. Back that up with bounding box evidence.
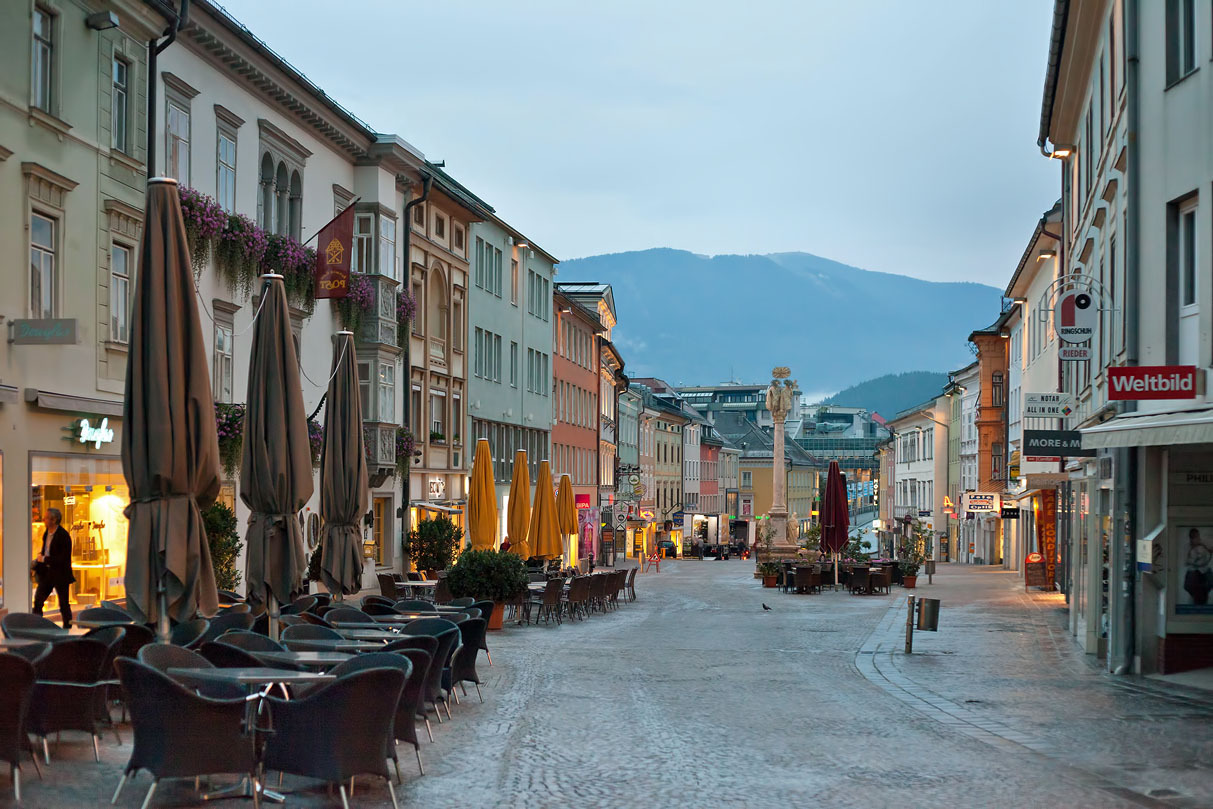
[1038,490,1057,588]
[314,205,356,299]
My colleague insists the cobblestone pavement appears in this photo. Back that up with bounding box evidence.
[14,562,1213,808]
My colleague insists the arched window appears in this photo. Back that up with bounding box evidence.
[288,170,302,241]
[259,153,275,231]
[275,162,289,236]
[428,266,447,361]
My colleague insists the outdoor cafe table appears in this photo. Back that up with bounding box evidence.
[74,617,136,629]
[11,625,91,642]
[281,638,385,653]
[251,650,353,670]
[333,627,402,642]
[167,666,334,689]
[0,638,46,650]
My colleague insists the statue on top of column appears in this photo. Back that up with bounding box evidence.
[766,366,797,421]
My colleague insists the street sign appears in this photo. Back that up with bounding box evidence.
[1024,393,1075,417]
[1055,290,1097,343]
[614,511,627,530]
[1059,345,1092,362]
[1108,365,1197,400]
[1023,429,1095,458]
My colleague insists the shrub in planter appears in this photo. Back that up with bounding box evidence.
[757,560,781,588]
[201,501,243,591]
[405,515,462,574]
[445,550,527,629]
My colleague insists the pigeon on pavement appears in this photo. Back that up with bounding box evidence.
[762,603,772,611]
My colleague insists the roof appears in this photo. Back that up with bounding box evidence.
[553,290,606,332]
[888,397,944,426]
[1038,0,1071,149]
[968,308,1013,341]
[712,412,820,467]
[555,282,616,323]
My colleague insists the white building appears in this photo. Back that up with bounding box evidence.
[889,397,949,558]
[949,363,981,564]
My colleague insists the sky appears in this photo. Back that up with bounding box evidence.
[218,0,1058,286]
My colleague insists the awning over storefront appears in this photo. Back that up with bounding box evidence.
[1082,406,1213,449]
[415,501,464,514]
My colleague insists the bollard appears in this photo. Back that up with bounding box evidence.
[905,595,915,654]
[926,559,936,585]
[916,598,940,631]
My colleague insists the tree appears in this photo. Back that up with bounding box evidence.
[405,515,463,572]
[201,502,243,591]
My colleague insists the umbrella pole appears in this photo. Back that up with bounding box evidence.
[156,579,170,644]
[268,592,280,643]
[834,552,839,590]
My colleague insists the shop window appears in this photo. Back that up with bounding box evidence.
[369,496,391,565]
[31,455,131,609]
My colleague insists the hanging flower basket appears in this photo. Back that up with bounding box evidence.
[213,211,269,298]
[396,287,416,347]
[179,187,226,276]
[336,273,376,333]
[395,427,416,478]
[214,402,246,479]
[307,416,323,467]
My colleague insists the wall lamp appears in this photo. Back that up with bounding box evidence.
[1036,251,1056,261]
[516,241,530,249]
[1012,297,1028,304]
[85,11,120,30]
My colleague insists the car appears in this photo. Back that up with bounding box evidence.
[657,539,677,558]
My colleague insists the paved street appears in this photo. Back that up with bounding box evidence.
[21,562,1213,808]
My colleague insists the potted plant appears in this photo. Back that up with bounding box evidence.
[405,515,462,574]
[898,518,929,588]
[757,560,781,588]
[444,549,528,630]
[304,544,326,594]
[429,430,446,444]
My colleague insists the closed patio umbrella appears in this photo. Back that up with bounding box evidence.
[468,439,498,551]
[530,461,562,560]
[820,460,850,588]
[122,178,221,640]
[319,331,367,599]
[241,274,315,637]
[556,474,578,569]
[507,450,531,560]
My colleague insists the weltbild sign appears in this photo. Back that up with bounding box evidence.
[1108,366,1197,400]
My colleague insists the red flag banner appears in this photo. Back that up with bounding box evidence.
[314,205,356,299]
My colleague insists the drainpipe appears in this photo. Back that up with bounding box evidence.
[146,0,188,176]
[1112,0,1140,676]
[399,174,432,570]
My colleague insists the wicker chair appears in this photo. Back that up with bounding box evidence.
[28,638,110,762]
[0,653,39,801]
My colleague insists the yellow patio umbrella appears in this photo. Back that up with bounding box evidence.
[556,474,579,568]
[506,450,531,559]
[529,460,562,560]
[468,438,498,550]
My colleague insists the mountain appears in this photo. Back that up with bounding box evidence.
[558,248,1000,393]
[820,371,951,418]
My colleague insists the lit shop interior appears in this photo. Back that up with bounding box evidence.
[28,455,130,610]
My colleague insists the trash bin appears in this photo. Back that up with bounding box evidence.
[925,560,937,576]
[916,598,940,631]
[603,544,616,567]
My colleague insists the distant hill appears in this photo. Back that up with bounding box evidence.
[820,371,951,418]
[558,249,999,393]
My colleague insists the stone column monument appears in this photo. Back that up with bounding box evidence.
[762,366,799,559]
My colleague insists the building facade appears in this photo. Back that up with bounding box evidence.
[466,217,556,546]
[551,290,601,559]
[970,313,1011,564]
[889,398,950,559]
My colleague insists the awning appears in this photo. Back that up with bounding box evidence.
[414,501,464,514]
[1082,406,1213,449]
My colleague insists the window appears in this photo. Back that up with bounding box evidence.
[110,243,131,343]
[741,470,752,489]
[217,131,236,212]
[510,341,518,387]
[474,238,486,289]
[214,323,234,403]
[434,214,445,239]
[1177,200,1199,365]
[452,396,461,442]
[413,203,425,226]
[1167,0,1197,83]
[992,443,1004,480]
[474,328,484,378]
[411,281,423,334]
[411,385,422,435]
[358,361,371,416]
[452,300,463,351]
[378,363,395,423]
[430,392,446,437]
[379,217,396,280]
[493,248,503,296]
[453,225,464,252]
[511,259,519,305]
[32,8,52,112]
[29,212,57,318]
[991,372,1004,407]
[166,101,190,183]
[1181,206,1197,306]
[353,213,373,274]
[112,58,128,152]
[494,334,502,383]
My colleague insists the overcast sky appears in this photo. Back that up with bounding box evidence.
[219,0,1057,286]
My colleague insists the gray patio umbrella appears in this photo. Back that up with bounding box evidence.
[319,331,368,598]
[122,178,221,641]
[241,274,314,637]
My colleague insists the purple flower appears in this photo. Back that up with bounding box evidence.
[348,274,376,314]
[397,288,416,323]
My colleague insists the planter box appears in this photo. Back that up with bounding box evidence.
[903,575,918,589]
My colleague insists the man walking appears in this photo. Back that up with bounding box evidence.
[33,507,75,627]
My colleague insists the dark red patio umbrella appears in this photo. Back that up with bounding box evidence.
[820,461,850,587]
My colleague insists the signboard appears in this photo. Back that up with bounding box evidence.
[78,417,115,448]
[1038,489,1057,587]
[1108,366,1198,400]
[1177,525,1213,615]
[1000,506,1019,519]
[1059,345,1092,362]
[962,492,999,512]
[575,494,592,509]
[9,318,77,344]
[917,509,931,517]
[1024,552,1048,588]
[428,477,446,498]
[614,510,627,530]
[671,510,685,523]
[1024,393,1075,417]
[314,205,355,299]
[1136,537,1154,573]
[1055,290,1097,343]
[1023,429,1095,458]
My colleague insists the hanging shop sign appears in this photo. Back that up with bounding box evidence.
[313,204,356,299]
[1108,366,1198,400]
[1059,345,1092,362]
[1038,490,1057,587]
[1023,429,1095,458]
[1000,506,1019,519]
[9,318,77,345]
[575,494,592,509]
[1054,291,1097,344]
[1024,393,1075,417]
[428,477,446,498]
[962,492,1000,512]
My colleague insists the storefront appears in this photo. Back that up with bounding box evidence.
[2,393,127,616]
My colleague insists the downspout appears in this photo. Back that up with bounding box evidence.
[400,174,432,569]
[1113,0,1140,675]
[146,0,188,176]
